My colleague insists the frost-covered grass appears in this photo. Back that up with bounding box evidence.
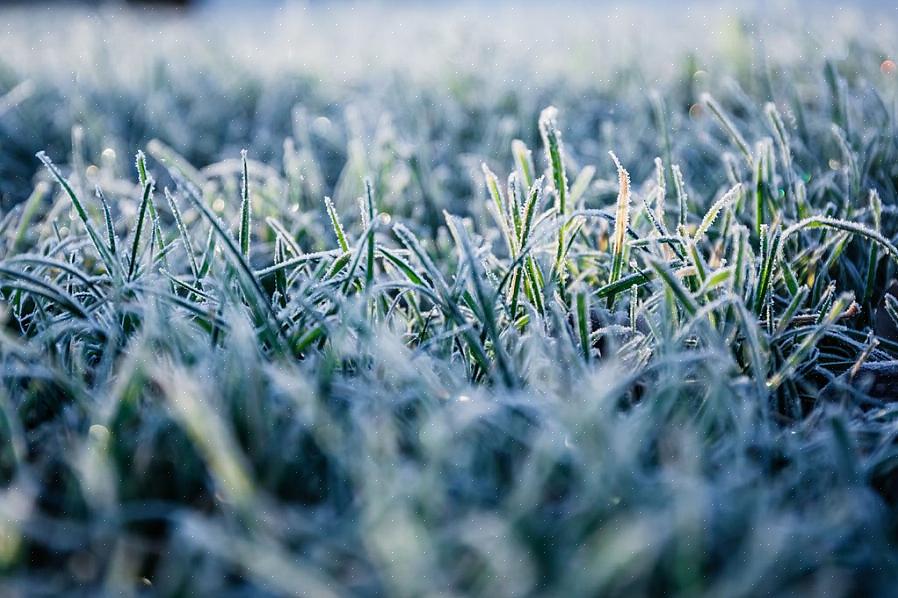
[1,4,898,596]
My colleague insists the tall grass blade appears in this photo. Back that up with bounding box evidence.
[239,149,251,259]
[36,152,120,280]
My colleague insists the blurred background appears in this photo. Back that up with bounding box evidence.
[1,0,896,209]
[3,0,898,9]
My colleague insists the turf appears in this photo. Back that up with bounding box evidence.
[1,4,898,596]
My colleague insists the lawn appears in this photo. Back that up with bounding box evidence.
[1,3,897,595]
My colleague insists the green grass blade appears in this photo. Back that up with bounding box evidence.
[128,180,154,281]
[364,177,377,289]
[702,93,753,167]
[608,152,631,285]
[163,188,199,280]
[647,256,698,317]
[325,196,350,253]
[239,149,251,259]
[36,152,120,281]
[511,139,534,189]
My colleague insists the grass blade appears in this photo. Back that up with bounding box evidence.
[239,149,252,259]
[36,152,120,281]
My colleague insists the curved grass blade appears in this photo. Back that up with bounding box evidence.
[325,197,350,253]
[165,188,199,280]
[36,152,121,281]
[702,93,753,167]
[11,182,49,254]
[511,139,534,190]
[646,256,698,317]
